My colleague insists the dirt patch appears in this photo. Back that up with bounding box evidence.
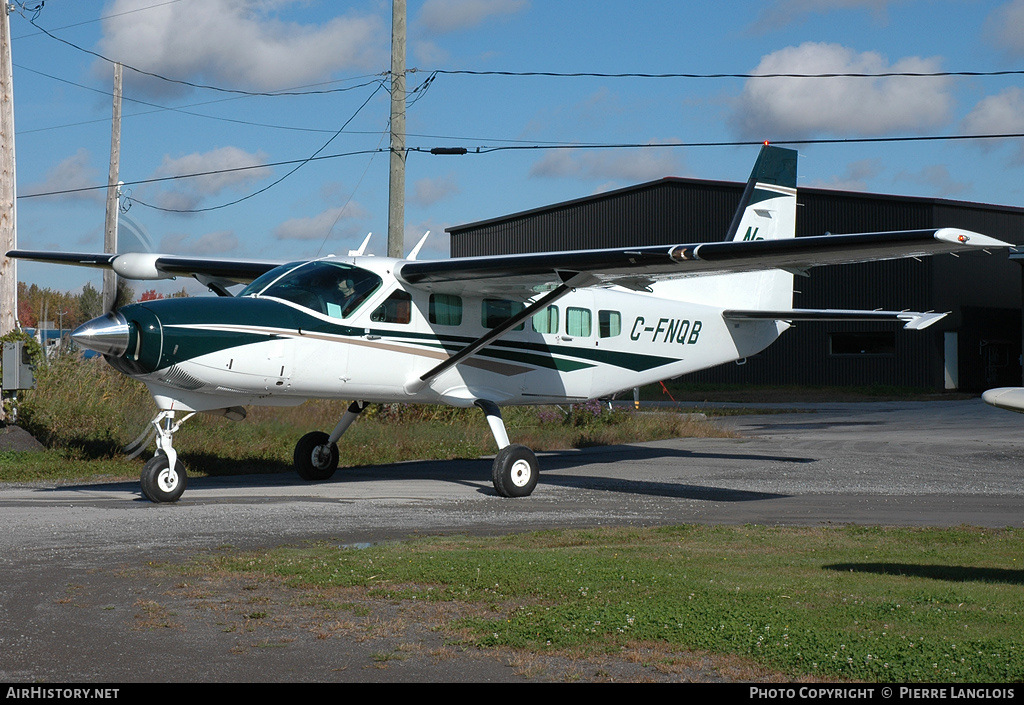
[140,564,811,683]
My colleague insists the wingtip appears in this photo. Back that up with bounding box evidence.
[982,386,1024,414]
[934,228,1011,249]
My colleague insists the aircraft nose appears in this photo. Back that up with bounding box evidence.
[71,311,130,357]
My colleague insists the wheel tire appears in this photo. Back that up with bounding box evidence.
[294,431,339,481]
[491,444,539,498]
[140,453,187,503]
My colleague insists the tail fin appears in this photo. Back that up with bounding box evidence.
[728,145,798,310]
[726,144,798,244]
[651,144,798,310]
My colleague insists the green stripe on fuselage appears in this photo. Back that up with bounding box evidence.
[129,297,679,375]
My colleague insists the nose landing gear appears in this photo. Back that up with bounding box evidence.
[139,410,194,503]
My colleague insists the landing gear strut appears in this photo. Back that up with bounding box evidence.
[294,401,366,481]
[139,410,193,503]
[476,399,539,497]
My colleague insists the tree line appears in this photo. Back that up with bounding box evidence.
[16,281,188,330]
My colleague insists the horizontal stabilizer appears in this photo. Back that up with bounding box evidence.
[723,308,949,330]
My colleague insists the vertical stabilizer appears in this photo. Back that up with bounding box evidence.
[651,144,799,311]
[722,144,798,311]
[726,144,798,243]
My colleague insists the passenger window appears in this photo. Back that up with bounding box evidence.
[370,290,413,324]
[429,294,463,326]
[566,307,592,337]
[599,310,621,338]
[482,299,525,331]
[532,306,559,334]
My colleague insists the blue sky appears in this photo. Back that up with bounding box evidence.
[10,0,1024,292]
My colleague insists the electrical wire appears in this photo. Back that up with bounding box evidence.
[401,132,1024,156]
[12,0,188,39]
[18,148,388,200]
[423,68,1024,80]
[26,16,389,98]
[125,81,387,213]
[22,130,1024,203]
[14,62,385,136]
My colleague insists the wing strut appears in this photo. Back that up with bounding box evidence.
[403,271,600,395]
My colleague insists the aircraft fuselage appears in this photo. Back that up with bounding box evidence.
[90,257,783,414]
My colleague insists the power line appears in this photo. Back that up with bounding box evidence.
[422,68,1024,80]
[14,62,386,136]
[126,81,387,213]
[25,16,389,98]
[19,148,387,200]
[12,0,188,40]
[21,131,1024,202]
[441,132,1024,155]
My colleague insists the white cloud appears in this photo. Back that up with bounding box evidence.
[808,158,884,191]
[24,149,103,201]
[986,0,1024,55]
[961,87,1024,163]
[530,146,683,184]
[148,146,272,212]
[412,175,460,206]
[98,0,384,95]
[894,165,970,198]
[962,87,1024,135]
[417,0,529,34]
[160,230,240,255]
[754,0,907,29]
[731,42,954,139]
[273,204,370,241]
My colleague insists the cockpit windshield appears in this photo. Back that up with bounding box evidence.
[239,260,382,319]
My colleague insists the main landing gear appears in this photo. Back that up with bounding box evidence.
[475,400,539,497]
[293,401,366,481]
[291,399,539,497]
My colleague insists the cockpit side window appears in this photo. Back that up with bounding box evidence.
[241,261,382,319]
[370,290,413,324]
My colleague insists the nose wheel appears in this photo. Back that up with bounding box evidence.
[140,452,187,503]
[139,410,193,503]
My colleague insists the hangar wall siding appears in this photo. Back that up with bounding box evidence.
[449,179,1024,392]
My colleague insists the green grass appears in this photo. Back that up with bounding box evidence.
[180,524,1024,683]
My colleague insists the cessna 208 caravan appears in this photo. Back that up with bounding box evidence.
[7,145,1009,503]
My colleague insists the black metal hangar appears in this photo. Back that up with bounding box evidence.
[447,177,1024,393]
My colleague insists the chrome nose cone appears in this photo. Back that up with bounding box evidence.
[71,311,130,357]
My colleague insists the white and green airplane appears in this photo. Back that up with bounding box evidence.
[7,145,1010,503]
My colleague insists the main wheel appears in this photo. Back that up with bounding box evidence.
[140,453,187,503]
[491,444,539,498]
[294,431,339,481]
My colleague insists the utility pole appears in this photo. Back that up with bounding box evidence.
[387,0,406,259]
[0,2,17,335]
[102,63,122,313]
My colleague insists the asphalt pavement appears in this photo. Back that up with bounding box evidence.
[1,398,1021,682]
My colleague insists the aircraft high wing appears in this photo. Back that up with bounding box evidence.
[983,387,1024,414]
[6,144,1012,503]
[10,227,1001,297]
